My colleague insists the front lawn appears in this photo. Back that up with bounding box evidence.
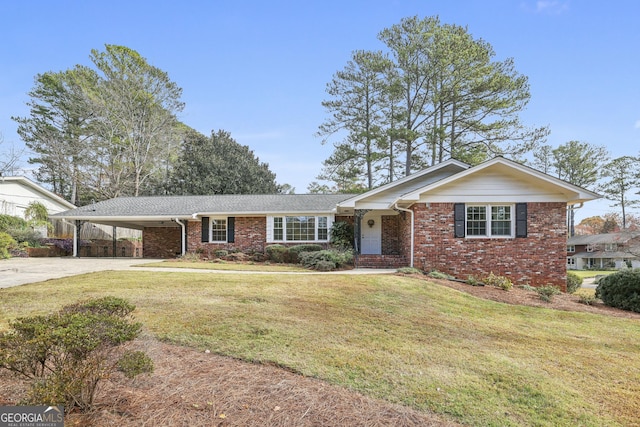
[138,259,309,272]
[570,270,617,279]
[1,272,638,426]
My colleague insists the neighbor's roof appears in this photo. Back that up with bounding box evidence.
[52,194,355,220]
[0,176,75,210]
[568,232,640,246]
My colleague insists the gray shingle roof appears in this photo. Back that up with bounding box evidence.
[52,194,356,219]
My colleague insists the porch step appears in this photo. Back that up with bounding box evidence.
[356,254,408,269]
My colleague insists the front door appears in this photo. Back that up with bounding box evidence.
[361,213,381,254]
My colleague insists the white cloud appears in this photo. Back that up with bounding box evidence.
[531,1,570,14]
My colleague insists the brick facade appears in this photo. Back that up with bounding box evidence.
[186,217,267,256]
[144,227,182,258]
[408,202,568,290]
[381,215,401,255]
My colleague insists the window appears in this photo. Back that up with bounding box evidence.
[465,205,513,237]
[567,245,575,253]
[586,244,594,253]
[271,216,329,241]
[604,243,617,252]
[210,218,227,242]
[567,257,575,266]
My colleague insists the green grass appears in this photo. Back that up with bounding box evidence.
[137,260,309,272]
[570,270,617,279]
[1,272,638,426]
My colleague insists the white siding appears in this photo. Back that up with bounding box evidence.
[418,170,569,203]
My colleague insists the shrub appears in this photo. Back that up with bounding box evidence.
[330,221,354,250]
[596,269,640,312]
[6,227,43,247]
[536,285,562,302]
[566,272,583,294]
[483,272,513,291]
[428,270,452,279]
[578,293,598,305]
[0,297,151,411]
[214,249,229,258]
[117,350,154,379]
[0,214,27,233]
[300,249,353,271]
[284,244,323,263]
[0,231,16,259]
[397,267,423,275]
[265,244,287,263]
[466,275,480,286]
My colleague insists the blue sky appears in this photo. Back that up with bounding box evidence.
[1,0,638,221]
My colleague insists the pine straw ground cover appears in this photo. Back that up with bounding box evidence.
[1,271,639,426]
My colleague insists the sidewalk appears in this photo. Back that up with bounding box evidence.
[0,258,396,289]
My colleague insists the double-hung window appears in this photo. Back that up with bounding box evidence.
[210,218,227,242]
[466,205,513,238]
[270,216,329,242]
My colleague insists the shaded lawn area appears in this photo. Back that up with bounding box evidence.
[1,272,638,426]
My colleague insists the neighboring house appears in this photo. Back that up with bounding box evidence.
[567,232,640,270]
[53,157,600,289]
[0,176,75,219]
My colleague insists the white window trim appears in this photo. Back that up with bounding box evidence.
[267,215,333,243]
[567,245,575,253]
[209,217,228,243]
[465,204,515,239]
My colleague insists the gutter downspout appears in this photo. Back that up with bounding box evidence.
[174,218,186,256]
[394,203,414,268]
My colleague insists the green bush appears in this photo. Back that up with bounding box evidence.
[214,249,229,258]
[117,350,154,379]
[483,272,513,291]
[578,294,598,305]
[284,244,323,263]
[265,244,287,263]
[300,249,354,271]
[596,269,640,312]
[566,272,583,294]
[0,297,150,411]
[0,231,16,259]
[536,285,562,302]
[0,214,27,233]
[6,227,42,247]
[330,221,354,250]
[428,270,452,279]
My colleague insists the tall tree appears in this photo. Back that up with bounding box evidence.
[318,15,548,190]
[551,140,609,235]
[88,45,185,197]
[13,67,98,203]
[168,129,279,195]
[317,50,393,189]
[598,156,640,229]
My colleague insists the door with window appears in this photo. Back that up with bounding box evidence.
[361,213,381,254]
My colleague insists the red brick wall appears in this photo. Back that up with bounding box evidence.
[186,217,267,256]
[409,202,567,290]
[143,227,181,258]
[381,215,401,255]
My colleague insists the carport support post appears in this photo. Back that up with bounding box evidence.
[73,220,81,257]
[112,226,117,258]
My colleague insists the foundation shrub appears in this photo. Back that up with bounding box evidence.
[483,272,513,291]
[596,269,640,312]
[300,249,353,271]
[265,244,287,263]
[284,244,323,263]
[536,285,562,302]
[0,231,16,259]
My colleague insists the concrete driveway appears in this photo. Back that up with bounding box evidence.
[0,258,397,289]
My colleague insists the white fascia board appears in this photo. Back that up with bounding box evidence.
[190,210,336,219]
[337,159,470,208]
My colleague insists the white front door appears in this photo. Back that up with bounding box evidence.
[361,213,382,255]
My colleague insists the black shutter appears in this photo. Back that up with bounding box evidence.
[515,203,527,238]
[227,217,235,243]
[201,217,209,242]
[454,203,465,238]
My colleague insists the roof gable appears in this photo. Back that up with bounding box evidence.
[0,176,75,212]
[396,157,601,206]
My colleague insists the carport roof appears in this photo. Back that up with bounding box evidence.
[51,194,355,229]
